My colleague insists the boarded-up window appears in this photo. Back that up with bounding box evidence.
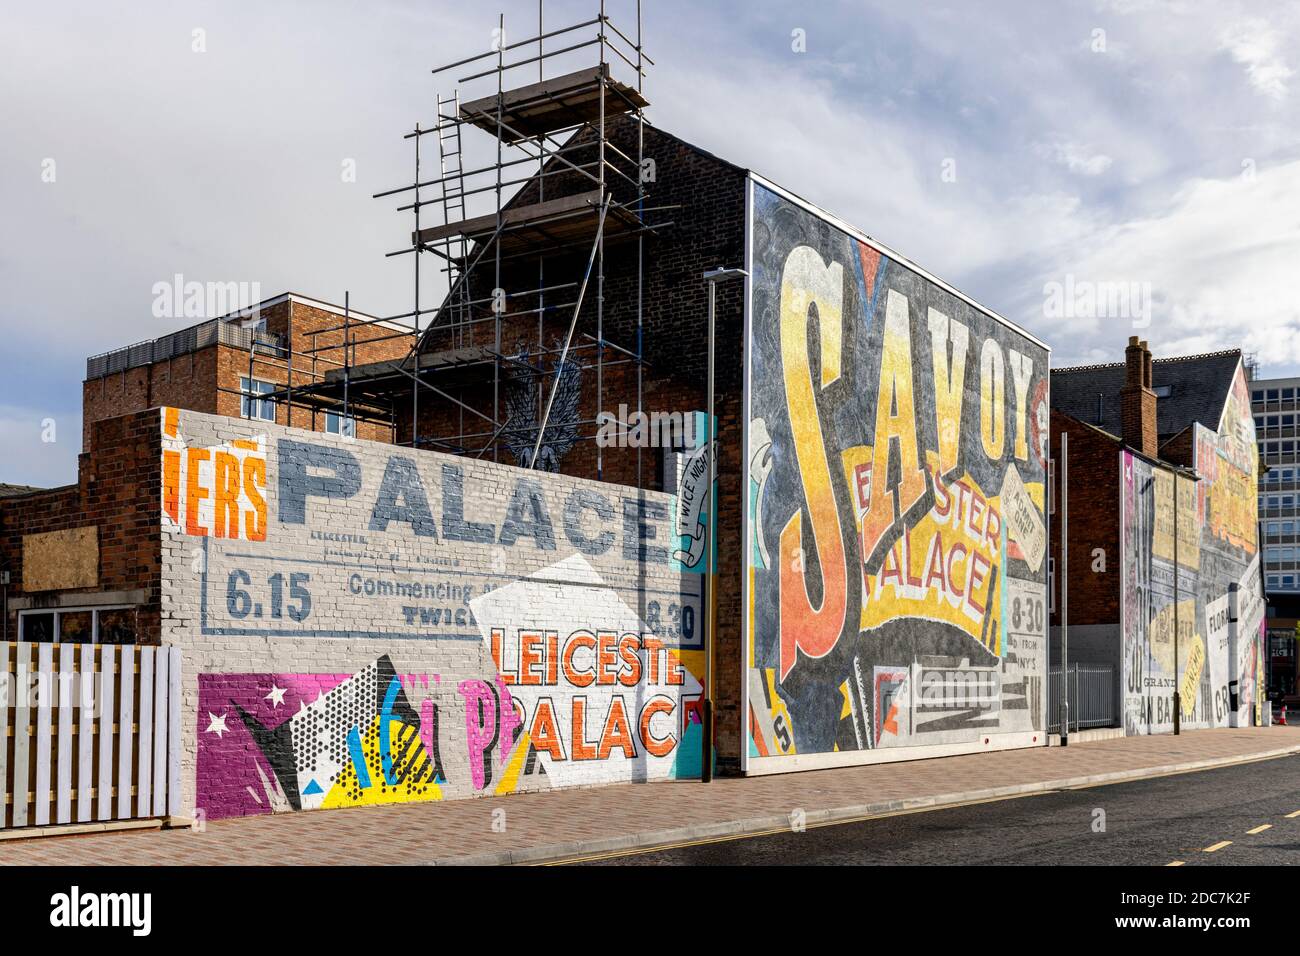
[22,526,98,592]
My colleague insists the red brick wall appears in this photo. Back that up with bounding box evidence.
[2,409,162,643]
[82,348,220,451]
[1049,410,1122,628]
[1159,426,1196,468]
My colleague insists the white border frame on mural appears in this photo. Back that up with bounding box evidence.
[739,171,1052,776]
[746,730,1044,776]
[739,174,756,774]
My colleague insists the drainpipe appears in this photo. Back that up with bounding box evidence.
[700,266,746,783]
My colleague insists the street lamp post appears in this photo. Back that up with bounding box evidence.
[1170,466,1201,734]
[1061,432,1068,746]
[700,266,746,783]
[1173,468,1180,736]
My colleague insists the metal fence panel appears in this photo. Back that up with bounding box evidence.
[1047,663,1117,733]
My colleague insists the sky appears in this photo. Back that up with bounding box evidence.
[2,0,1298,486]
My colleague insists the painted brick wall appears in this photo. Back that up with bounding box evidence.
[159,407,708,820]
[745,180,1052,771]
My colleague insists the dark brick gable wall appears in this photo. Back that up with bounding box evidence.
[1049,409,1122,628]
[402,119,749,766]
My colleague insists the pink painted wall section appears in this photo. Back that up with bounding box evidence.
[197,673,351,820]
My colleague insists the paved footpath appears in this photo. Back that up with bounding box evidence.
[3,727,1297,865]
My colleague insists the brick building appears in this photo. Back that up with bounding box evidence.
[1050,338,1264,733]
[1,294,412,645]
[83,293,412,450]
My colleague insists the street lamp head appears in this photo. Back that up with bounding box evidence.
[703,266,748,282]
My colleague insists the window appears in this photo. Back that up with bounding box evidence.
[19,612,55,643]
[240,376,276,422]
[1269,389,1280,401]
[1267,575,1280,588]
[17,606,137,644]
[325,411,356,438]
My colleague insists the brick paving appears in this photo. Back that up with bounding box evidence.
[2,727,1296,865]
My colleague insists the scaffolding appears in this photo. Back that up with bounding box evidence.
[276,1,660,484]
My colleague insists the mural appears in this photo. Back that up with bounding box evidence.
[503,339,582,472]
[1119,365,1262,734]
[160,406,705,820]
[745,183,1050,766]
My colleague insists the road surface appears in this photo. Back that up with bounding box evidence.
[574,754,1300,866]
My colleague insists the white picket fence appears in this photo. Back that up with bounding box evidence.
[0,643,181,831]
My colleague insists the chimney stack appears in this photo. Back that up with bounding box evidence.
[1120,336,1158,457]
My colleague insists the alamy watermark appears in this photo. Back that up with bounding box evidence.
[151,274,263,322]
[1042,274,1151,329]
[596,405,705,449]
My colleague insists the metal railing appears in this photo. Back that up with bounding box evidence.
[86,319,286,380]
[1047,663,1117,733]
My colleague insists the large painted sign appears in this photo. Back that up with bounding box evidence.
[159,408,704,819]
[1119,365,1261,734]
[744,180,1050,769]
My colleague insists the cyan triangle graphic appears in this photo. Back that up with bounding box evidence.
[303,779,324,796]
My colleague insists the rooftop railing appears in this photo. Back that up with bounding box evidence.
[86,319,286,380]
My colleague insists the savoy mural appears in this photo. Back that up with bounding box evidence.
[745,182,1050,767]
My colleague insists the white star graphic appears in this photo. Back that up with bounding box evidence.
[265,684,287,708]
[205,712,229,738]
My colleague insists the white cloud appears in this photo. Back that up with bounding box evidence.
[1220,19,1294,99]
[1040,141,1114,176]
[3,0,1300,435]
[1031,158,1300,368]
